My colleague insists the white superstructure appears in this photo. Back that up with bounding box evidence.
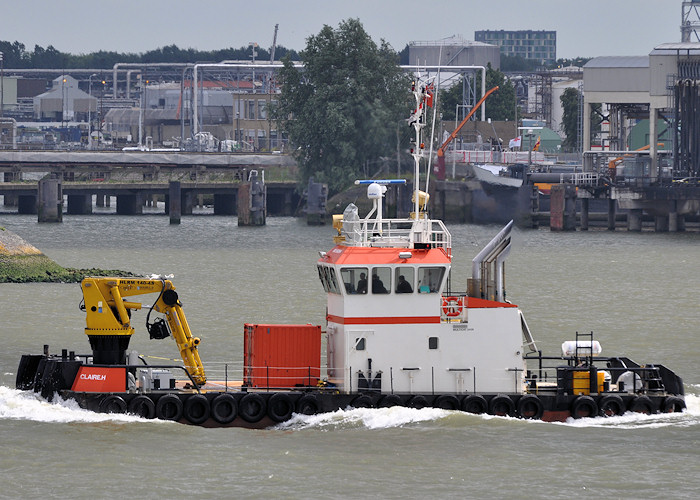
[316,76,528,397]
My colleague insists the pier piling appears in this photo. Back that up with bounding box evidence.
[37,176,62,223]
[169,181,181,224]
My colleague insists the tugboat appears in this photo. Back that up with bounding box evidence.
[15,77,686,426]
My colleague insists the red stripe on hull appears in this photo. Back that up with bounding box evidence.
[327,314,441,325]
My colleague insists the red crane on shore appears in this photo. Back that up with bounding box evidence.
[434,85,499,180]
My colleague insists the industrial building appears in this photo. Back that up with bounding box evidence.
[408,36,500,69]
[33,75,96,122]
[103,80,280,151]
[474,30,556,64]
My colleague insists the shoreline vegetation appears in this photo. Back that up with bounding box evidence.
[0,227,135,283]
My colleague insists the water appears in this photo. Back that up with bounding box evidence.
[1,215,699,499]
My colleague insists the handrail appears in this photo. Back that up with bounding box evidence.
[342,217,452,254]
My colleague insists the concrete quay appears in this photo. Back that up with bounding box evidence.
[0,150,296,174]
[0,179,299,220]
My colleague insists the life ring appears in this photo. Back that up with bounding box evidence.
[434,394,460,410]
[296,394,320,415]
[407,395,428,409]
[183,394,210,425]
[211,393,238,424]
[155,394,183,421]
[661,396,686,414]
[461,395,488,414]
[489,395,515,417]
[239,393,266,423]
[441,296,464,318]
[351,395,373,409]
[379,394,403,408]
[628,395,653,414]
[99,395,127,414]
[128,395,156,419]
[516,394,544,420]
[267,393,294,422]
[570,395,598,419]
[598,394,624,417]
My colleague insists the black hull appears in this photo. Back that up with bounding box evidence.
[17,353,686,427]
[58,388,687,427]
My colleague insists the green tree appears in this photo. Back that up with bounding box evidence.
[500,55,541,72]
[476,64,516,121]
[0,41,28,67]
[439,80,462,122]
[274,19,410,195]
[30,44,64,68]
[560,87,580,151]
[0,40,300,69]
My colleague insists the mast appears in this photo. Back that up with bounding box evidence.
[409,77,433,219]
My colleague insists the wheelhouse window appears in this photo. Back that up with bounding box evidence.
[371,267,390,294]
[317,265,340,294]
[340,267,368,294]
[395,267,414,293]
[417,266,446,293]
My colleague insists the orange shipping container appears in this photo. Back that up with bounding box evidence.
[244,324,321,388]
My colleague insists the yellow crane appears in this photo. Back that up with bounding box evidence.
[81,277,206,386]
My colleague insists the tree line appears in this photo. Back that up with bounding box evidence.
[0,40,300,69]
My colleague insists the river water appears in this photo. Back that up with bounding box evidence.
[1,214,699,499]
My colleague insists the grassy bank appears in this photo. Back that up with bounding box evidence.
[0,227,135,283]
[0,254,136,283]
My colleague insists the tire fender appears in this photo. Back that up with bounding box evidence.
[211,393,238,424]
[570,395,598,419]
[516,394,544,420]
[267,393,294,422]
[489,395,515,417]
[628,395,653,414]
[183,394,210,425]
[407,395,428,409]
[434,394,460,410]
[239,393,266,423]
[662,396,686,414]
[99,395,127,414]
[128,395,156,419]
[296,394,320,415]
[598,394,624,417]
[461,395,488,414]
[155,394,183,421]
[379,394,403,408]
[350,395,373,409]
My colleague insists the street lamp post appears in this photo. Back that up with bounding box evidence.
[0,51,4,119]
[517,126,542,169]
[88,73,97,149]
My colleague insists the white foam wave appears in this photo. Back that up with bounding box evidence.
[276,396,700,431]
[275,406,452,430]
[0,385,161,425]
[548,394,700,430]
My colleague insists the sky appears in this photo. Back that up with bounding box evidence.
[2,0,683,61]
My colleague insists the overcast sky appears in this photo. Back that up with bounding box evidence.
[2,0,683,60]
